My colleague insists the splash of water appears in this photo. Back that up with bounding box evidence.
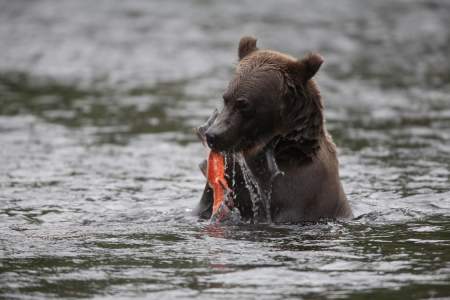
[235,152,271,223]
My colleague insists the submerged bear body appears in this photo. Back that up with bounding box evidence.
[195,36,353,223]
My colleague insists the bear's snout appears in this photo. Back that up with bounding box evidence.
[204,108,242,151]
[205,130,217,149]
[205,124,235,151]
[205,128,226,150]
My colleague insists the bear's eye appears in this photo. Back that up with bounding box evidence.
[235,98,250,111]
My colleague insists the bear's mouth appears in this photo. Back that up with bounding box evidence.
[198,108,277,156]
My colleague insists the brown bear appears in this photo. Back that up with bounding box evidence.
[195,36,353,223]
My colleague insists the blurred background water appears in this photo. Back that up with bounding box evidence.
[0,0,449,299]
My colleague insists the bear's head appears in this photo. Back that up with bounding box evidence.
[205,36,324,155]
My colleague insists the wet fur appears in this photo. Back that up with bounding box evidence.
[195,37,353,223]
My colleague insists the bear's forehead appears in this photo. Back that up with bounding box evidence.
[237,50,297,73]
[223,50,295,100]
[225,68,284,100]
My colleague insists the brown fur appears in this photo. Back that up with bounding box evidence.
[195,37,353,223]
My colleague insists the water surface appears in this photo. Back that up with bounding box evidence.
[1,0,449,299]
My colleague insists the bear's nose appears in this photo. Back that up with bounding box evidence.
[205,131,217,149]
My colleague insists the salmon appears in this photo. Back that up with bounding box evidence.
[207,150,230,214]
[196,110,240,224]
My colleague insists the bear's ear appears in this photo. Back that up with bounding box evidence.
[287,53,324,84]
[238,36,258,60]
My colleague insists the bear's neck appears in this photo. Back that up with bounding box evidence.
[276,80,326,162]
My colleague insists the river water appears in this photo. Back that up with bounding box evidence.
[1,0,449,299]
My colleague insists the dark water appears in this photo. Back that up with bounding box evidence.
[1,0,450,299]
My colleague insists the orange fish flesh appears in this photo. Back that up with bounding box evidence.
[207,151,229,214]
